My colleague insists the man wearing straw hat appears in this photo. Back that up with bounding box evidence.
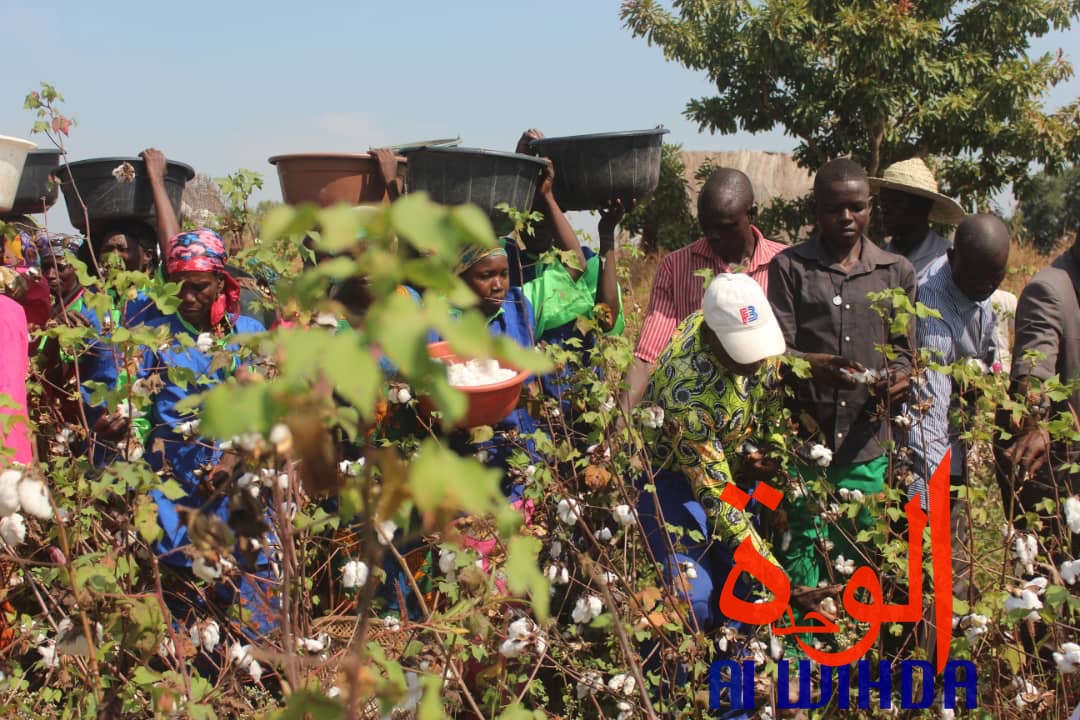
[870,158,966,278]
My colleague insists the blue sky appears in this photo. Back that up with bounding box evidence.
[4,0,1078,233]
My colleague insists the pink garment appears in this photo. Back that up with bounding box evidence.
[0,295,33,464]
[634,227,786,363]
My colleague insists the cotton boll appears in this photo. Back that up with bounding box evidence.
[200,620,220,653]
[1053,642,1080,673]
[1004,589,1043,621]
[37,640,58,669]
[595,527,613,543]
[545,564,569,585]
[557,498,581,526]
[447,359,516,387]
[1066,496,1080,534]
[608,673,636,696]
[269,423,293,454]
[571,595,603,624]
[341,560,369,589]
[229,642,253,668]
[0,514,26,545]
[248,659,263,683]
[176,420,201,438]
[438,548,457,580]
[0,469,22,517]
[576,670,603,700]
[612,504,636,527]
[374,519,397,546]
[1061,559,1080,585]
[192,557,222,582]
[809,444,833,467]
[196,333,214,354]
[641,405,664,429]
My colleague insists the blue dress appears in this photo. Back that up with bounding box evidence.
[80,290,162,465]
[140,313,266,564]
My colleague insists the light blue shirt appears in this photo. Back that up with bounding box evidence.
[905,261,996,508]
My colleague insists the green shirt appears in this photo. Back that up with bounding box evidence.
[522,255,624,337]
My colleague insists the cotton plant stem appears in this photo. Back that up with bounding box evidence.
[580,554,659,720]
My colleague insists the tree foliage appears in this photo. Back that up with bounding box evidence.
[621,0,1080,205]
[619,143,699,252]
[1015,164,1080,251]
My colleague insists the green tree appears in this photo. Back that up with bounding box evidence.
[620,142,698,252]
[621,0,1080,204]
[1015,165,1080,251]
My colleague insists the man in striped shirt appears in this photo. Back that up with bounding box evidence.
[622,169,786,409]
[904,214,1010,510]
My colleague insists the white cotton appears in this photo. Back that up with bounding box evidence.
[770,633,785,661]
[576,670,603,700]
[545,564,569,585]
[678,560,698,580]
[892,414,913,429]
[236,473,256,489]
[1012,533,1039,576]
[176,420,200,438]
[557,498,581,526]
[0,469,22,517]
[1026,576,1049,595]
[616,700,634,720]
[248,659,263,683]
[446,358,516,387]
[341,560,369,589]
[382,616,402,633]
[1067,496,1080,534]
[781,531,792,552]
[229,642,253,668]
[608,673,636,697]
[1061,560,1080,585]
[499,636,526,658]
[389,386,413,404]
[375,518,397,546]
[1054,642,1080,673]
[819,597,838,616]
[298,633,329,653]
[595,527,613,543]
[549,540,563,559]
[845,368,881,384]
[1004,589,1043,621]
[269,423,293,453]
[37,640,58,669]
[235,432,265,453]
[612,504,637,527]
[809,444,833,467]
[200,620,220,653]
[0,514,26,545]
[313,311,339,329]
[158,635,175,659]
[941,710,955,720]
[438,548,456,578]
[326,686,341,698]
[192,557,222,582]
[196,333,214,354]
[1012,677,1040,709]
[640,405,664,429]
[571,595,604,624]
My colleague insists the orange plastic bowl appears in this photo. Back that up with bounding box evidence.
[423,341,531,428]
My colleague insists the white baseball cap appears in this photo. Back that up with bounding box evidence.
[701,273,786,364]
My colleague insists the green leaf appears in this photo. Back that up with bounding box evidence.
[505,535,550,621]
[157,479,189,501]
[134,496,162,544]
[273,690,343,720]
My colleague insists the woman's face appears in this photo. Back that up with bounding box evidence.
[100,232,148,272]
[461,255,509,317]
[176,270,222,329]
[42,256,79,301]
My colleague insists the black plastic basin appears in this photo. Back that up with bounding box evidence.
[405,147,547,235]
[7,149,61,216]
[54,156,195,231]
[530,128,669,211]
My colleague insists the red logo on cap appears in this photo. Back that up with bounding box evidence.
[739,306,758,324]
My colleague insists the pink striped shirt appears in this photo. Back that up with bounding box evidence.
[634,227,786,363]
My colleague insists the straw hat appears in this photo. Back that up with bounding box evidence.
[868,158,965,225]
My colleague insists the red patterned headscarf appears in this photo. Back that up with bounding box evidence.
[165,229,241,327]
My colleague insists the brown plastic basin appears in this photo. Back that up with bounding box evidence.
[268,153,406,207]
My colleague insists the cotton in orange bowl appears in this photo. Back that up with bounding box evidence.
[421,341,530,429]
